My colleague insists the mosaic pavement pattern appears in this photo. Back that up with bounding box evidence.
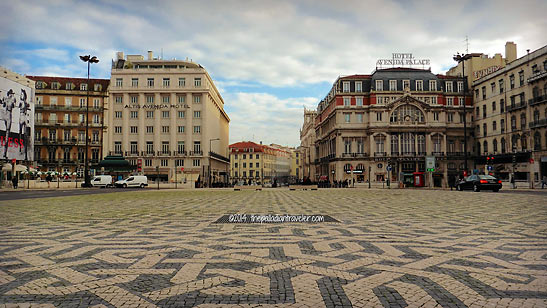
[0,189,546,307]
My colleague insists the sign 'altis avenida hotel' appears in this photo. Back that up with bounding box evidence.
[376,53,431,67]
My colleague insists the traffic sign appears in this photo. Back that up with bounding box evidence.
[487,165,493,171]
[426,156,435,170]
[386,165,392,171]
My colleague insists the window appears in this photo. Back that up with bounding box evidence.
[446,81,453,92]
[178,126,185,133]
[147,78,154,87]
[376,80,383,91]
[433,112,439,121]
[177,141,185,153]
[344,113,350,123]
[492,101,496,112]
[402,80,410,90]
[193,126,201,133]
[501,138,506,153]
[256,162,260,168]
[193,95,201,103]
[483,141,488,154]
[161,159,169,167]
[178,78,186,87]
[162,141,170,154]
[390,105,425,122]
[115,111,122,118]
[431,96,437,105]
[130,111,138,118]
[131,96,138,104]
[162,111,170,118]
[114,142,122,154]
[178,111,185,118]
[501,119,505,133]
[429,80,436,91]
[162,96,170,104]
[511,116,516,130]
[376,112,382,121]
[63,113,72,124]
[146,95,154,104]
[519,71,524,86]
[193,159,201,167]
[483,123,487,137]
[130,126,138,134]
[491,82,496,93]
[500,99,505,113]
[94,84,102,91]
[131,78,138,87]
[93,98,100,108]
[116,78,123,87]
[193,141,201,153]
[51,82,61,90]
[163,78,170,87]
[457,81,464,93]
[509,74,514,89]
[475,89,479,99]
[344,139,351,153]
[344,97,350,106]
[416,80,423,91]
[114,126,122,133]
[177,95,185,104]
[447,113,454,123]
[356,113,363,123]
[482,105,486,118]
[481,86,486,100]
[146,126,154,133]
[493,139,498,153]
[145,159,152,167]
[520,113,526,130]
[146,111,154,118]
[389,80,397,91]
[50,97,57,106]
[458,97,464,106]
[194,111,201,118]
[130,142,138,154]
[355,81,362,92]
[63,129,71,141]
[92,131,99,142]
[459,112,465,123]
[162,126,170,133]
[194,78,201,87]
[493,121,497,131]
[375,135,385,153]
[343,81,350,93]
[356,97,363,106]
[499,79,504,93]
[146,141,154,154]
[476,107,479,117]
[447,97,453,106]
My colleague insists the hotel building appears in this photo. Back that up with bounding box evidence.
[311,68,472,187]
[105,51,230,185]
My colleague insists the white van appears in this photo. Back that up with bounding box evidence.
[91,175,113,188]
[115,175,148,188]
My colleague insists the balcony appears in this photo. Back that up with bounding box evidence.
[174,151,187,156]
[529,118,547,129]
[34,105,104,112]
[447,152,467,157]
[529,95,546,106]
[432,151,445,156]
[125,151,139,157]
[527,70,547,83]
[507,101,527,112]
[141,151,155,157]
[341,153,367,158]
[157,151,171,157]
[189,151,203,156]
[374,152,387,157]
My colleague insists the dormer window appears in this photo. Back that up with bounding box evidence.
[376,80,383,91]
[80,83,88,91]
[94,84,102,91]
[51,82,60,90]
[389,80,397,91]
[65,82,73,90]
[446,81,453,92]
[403,80,410,90]
[416,80,423,91]
[36,81,45,89]
[429,80,437,91]
[342,81,350,93]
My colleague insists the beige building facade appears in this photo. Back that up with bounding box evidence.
[472,44,547,186]
[299,108,316,181]
[229,141,291,185]
[105,51,230,185]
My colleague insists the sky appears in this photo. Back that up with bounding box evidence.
[1,0,546,147]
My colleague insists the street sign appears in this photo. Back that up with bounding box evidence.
[386,165,392,171]
[487,165,493,171]
[426,156,435,170]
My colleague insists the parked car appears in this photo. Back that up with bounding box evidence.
[115,175,148,188]
[81,175,113,188]
[456,175,502,192]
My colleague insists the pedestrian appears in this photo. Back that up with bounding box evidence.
[11,175,18,189]
[542,176,547,189]
[46,174,52,188]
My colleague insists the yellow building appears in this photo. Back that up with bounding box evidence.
[229,141,290,185]
[299,108,316,181]
[105,51,230,186]
[471,44,547,187]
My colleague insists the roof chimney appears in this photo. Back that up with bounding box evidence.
[116,51,124,60]
[505,42,517,63]
[260,141,262,145]
[147,50,153,60]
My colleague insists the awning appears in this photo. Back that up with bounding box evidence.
[2,163,28,172]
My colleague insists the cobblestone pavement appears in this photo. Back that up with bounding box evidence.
[0,189,546,307]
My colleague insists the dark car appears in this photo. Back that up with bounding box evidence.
[456,175,502,192]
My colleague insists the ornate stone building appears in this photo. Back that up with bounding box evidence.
[312,68,472,187]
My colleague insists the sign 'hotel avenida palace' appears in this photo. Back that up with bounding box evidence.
[311,53,471,187]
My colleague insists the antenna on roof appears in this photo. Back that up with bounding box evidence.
[465,36,469,54]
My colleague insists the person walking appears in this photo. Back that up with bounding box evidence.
[12,175,18,189]
[46,174,52,188]
[542,175,547,189]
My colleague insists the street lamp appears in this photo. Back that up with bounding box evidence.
[79,55,99,188]
[453,53,470,176]
[209,138,220,187]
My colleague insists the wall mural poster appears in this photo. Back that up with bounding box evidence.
[0,77,34,161]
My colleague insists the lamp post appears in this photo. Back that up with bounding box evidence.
[209,138,220,187]
[79,55,99,188]
[453,53,469,176]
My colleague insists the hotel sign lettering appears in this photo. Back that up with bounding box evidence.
[473,65,501,80]
[376,53,430,67]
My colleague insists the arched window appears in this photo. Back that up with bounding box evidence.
[493,139,498,153]
[356,163,364,171]
[521,135,527,150]
[344,164,352,172]
[390,104,425,123]
[534,132,541,151]
[512,134,518,151]
[501,138,506,154]
[483,140,488,154]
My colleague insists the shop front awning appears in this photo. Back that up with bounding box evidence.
[94,155,136,173]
